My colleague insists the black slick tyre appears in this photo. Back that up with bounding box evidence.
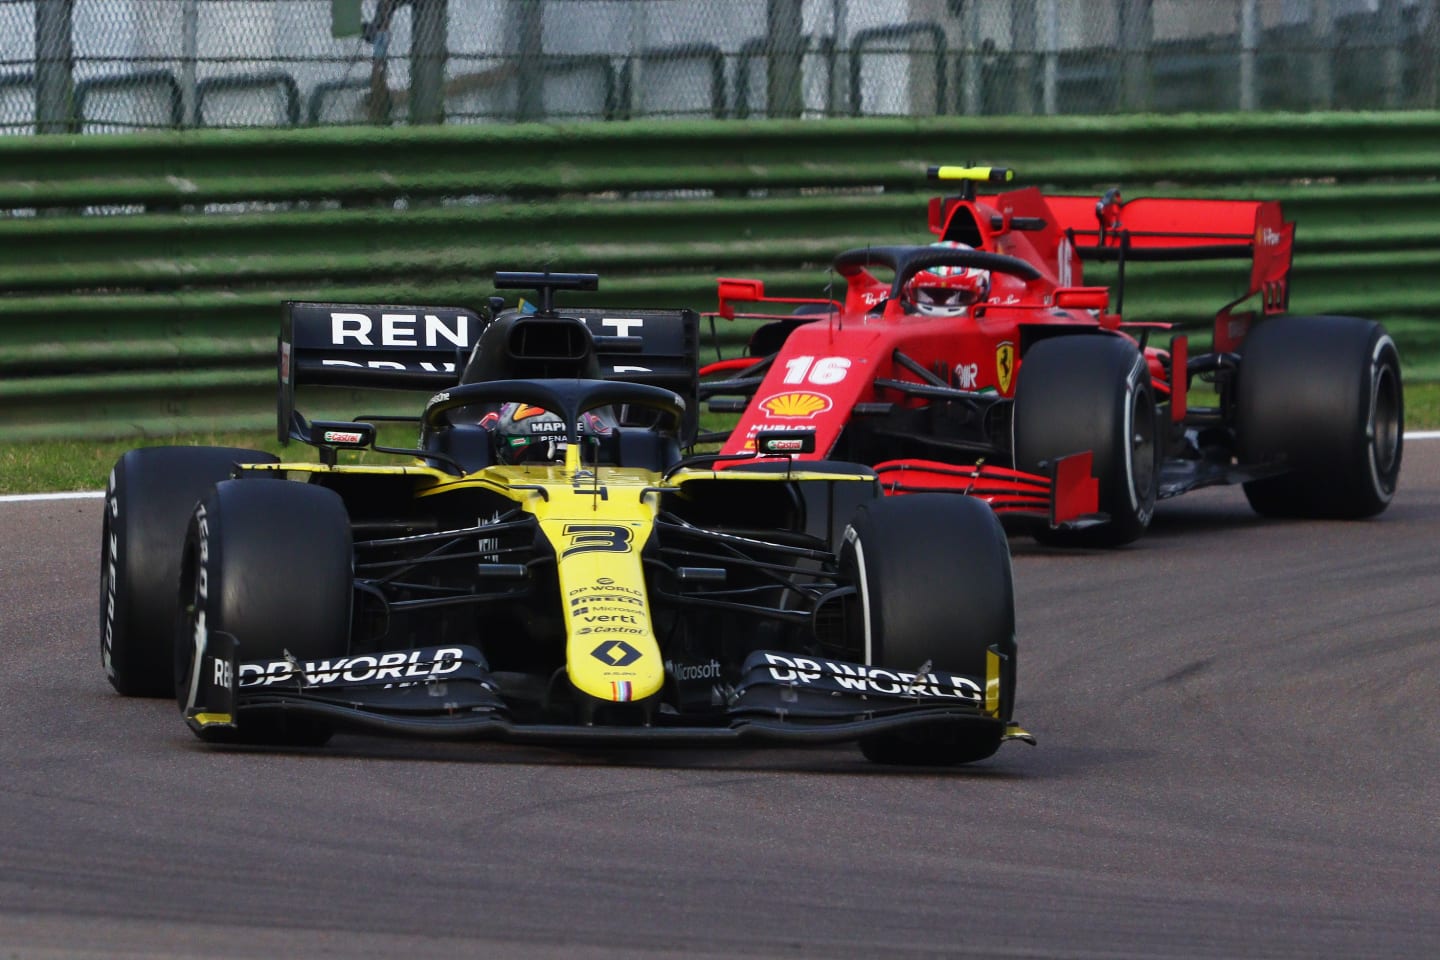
[839,493,1015,765]
[1236,315,1403,519]
[176,479,352,746]
[1012,335,1158,547]
[101,446,277,698]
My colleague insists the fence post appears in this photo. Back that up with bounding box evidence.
[958,0,982,115]
[766,0,804,118]
[33,0,74,135]
[410,0,447,125]
[1010,0,1037,116]
[181,0,199,127]
[1239,0,1258,111]
[1118,0,1152,112]
[1041,0,1059,115]
[1421,0,1440,108]
[1379,0,1404,109]
[1309,0,1334,111]
[516,0,543,121]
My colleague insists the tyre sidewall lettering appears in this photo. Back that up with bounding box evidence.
[182,503,213,715]
[101,469,120,678]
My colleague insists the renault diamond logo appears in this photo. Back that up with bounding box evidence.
[591,640,642,667]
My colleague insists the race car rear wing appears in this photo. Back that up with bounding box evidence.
[932,189,1291,300]
[1044,192,1293,343]
[927,168,1293,352]
[927,167,1291,280]
[279,291,698,443]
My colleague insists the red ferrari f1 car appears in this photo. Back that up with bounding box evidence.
[699,167,1403,546]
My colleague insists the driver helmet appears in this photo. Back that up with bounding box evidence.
[904,241,991,316]
[481,402,615,465]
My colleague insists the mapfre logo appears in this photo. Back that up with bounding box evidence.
[759,392,831,418]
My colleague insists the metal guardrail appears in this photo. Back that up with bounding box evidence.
[2,113,1439,440]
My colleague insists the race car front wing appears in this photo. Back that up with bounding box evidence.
[185,641,1034,747]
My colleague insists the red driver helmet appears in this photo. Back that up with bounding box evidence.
[904,243,991,316]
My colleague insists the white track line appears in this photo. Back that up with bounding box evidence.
[3,432,1439,504]
[1,490,106,503]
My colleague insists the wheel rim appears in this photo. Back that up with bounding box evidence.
[1369,358,1402,482]
[1126,385,1157,511]
[176,533,207,707]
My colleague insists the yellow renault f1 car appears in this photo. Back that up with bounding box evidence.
[100,273,1031,765]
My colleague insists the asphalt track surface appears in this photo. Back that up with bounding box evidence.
[3,445,1438,960]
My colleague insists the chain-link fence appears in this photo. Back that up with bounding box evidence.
[2,0,1436,134]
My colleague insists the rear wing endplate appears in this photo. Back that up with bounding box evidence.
[1014,193,1293,319]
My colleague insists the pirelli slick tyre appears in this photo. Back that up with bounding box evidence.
[1013,334,1159,548]
[839,493,1015,766]
[1236,316,1403,519]
[176,479,352,746]
[101,445,277,698]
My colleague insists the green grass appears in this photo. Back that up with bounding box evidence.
[2,432,295,496]
[3,382,1437,496]
[1410,380,1440,430]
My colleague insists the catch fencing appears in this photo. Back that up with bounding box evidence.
[3,0,1438,134]
[2,112,1439,440]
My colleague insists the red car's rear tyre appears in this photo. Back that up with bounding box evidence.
[101,446,276,698]
[839,493,1015,765]
[1237,315,1403,519]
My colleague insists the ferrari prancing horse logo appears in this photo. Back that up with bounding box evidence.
[996,341,1016,394]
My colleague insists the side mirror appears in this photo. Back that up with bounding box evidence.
[717,277,766,319]
[310,420,376,448]
[1054,287,1110,311]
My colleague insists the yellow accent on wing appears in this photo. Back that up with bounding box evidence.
[192,713,233,727]
[1003,722,1037,745]
[985,647,1002,718]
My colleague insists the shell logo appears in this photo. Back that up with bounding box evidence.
[759,392,832,419]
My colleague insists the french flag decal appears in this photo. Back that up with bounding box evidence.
[611,681,632,702]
